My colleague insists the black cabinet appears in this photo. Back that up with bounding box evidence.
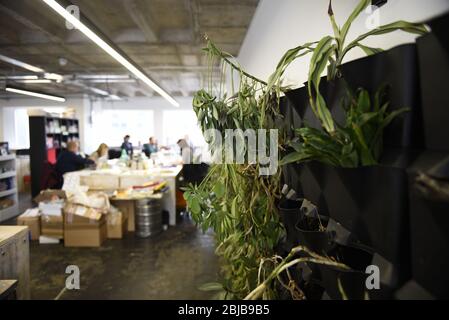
[28,116,80,197]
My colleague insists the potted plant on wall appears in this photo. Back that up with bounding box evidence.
[185,40,351,300]
[184,39,286,299]
[275,0,427,297]
[187,0,428,300]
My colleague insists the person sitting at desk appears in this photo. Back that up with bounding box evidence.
[56,141,94,177]
[121,135,133,157]
[142,137,158,157]
[90,143,109,164]
[177,138,193,164]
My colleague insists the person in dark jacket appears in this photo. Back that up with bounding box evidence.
[121,135,133,157]
[142,137,158,157]
[56,141,94,177]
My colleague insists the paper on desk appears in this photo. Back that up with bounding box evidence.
[62,171,89,195]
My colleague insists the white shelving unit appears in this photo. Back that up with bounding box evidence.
[0,154,19,222]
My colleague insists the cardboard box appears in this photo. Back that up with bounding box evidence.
[110,200,135,232]
[64,221,107,247]
[107,208,127,239]
[67,192,110,213]
[34,190,66,204]
[64,203,103,222]
[64,207,107,247]
[17,209,41,241]
[41,214,64,239]
[39,200,64,216]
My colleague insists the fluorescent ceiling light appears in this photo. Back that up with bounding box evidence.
[42,0,179,107]
[17,79,53,84]
[109,95,122,100]
[86,79,136,83]
[0,54,45,73]
[0,75,39,80]
[89,87,109,96]
[5,86,66,102]
[77,74,131,80]
[44,72,64,82]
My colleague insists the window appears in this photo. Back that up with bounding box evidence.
[162,110,206,148]
[1,108,30,150]
[93,109,155,147]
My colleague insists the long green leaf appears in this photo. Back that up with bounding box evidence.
[358,112,379,126]
[328,0,341,42]
[356,43,384,55]
[280,152,311,165]
[308,36,334,84]
[343,21,428,59]
[266,43,315,94]
[357,89,371,113]
[308,37,336,133]
[199,282,224,292]
[382,107,410,128]
[340,0,371,46]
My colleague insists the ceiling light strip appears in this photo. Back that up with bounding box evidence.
[0,75,39,80]
[17,79,53,84]
[41,0,180,107]
[5,86,66,102]
[0,54,45,73]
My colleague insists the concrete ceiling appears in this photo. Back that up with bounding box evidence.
[0,0,259,100]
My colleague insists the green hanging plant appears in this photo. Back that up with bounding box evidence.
[186,39,284,299]
[275,0,427,167]
[308,0,427,135]
[186,0,428,300]
[280,85,409,167]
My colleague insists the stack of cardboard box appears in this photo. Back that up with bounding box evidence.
[16,189,128,247]
[17,208,40,240]
[35,190,66,243]
[64,203,107,247]
[107,206,127,239]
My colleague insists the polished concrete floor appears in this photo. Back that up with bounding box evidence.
[3,194,220,300]
[29,220,220,300]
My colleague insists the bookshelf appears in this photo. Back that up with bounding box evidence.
[29,116,80,197]
[0,154,19,222]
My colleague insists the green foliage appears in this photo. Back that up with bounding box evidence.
[184,164,283,299]
[244,245,350,300]
[280,85,409,167]
[268,0,427,135]
[326,0,427,81]
[187,40,284,299]
[187,0,427,300]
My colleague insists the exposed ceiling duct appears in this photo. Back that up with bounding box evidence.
[0,0,259,100]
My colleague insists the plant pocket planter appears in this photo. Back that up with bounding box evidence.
[417,32,449,151]
[284,162,410,287]
[296,214,331,255]
[426,12,449,56]
[339,43,423,149]
[281,44,423,150]
[283,86,321,133]
[409,180,449,298]
[316,244,373,300]
[277,198,304,252]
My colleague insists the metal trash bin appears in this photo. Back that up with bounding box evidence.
[135,198,162,238]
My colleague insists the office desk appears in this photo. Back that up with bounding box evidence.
[64,166,182,226]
